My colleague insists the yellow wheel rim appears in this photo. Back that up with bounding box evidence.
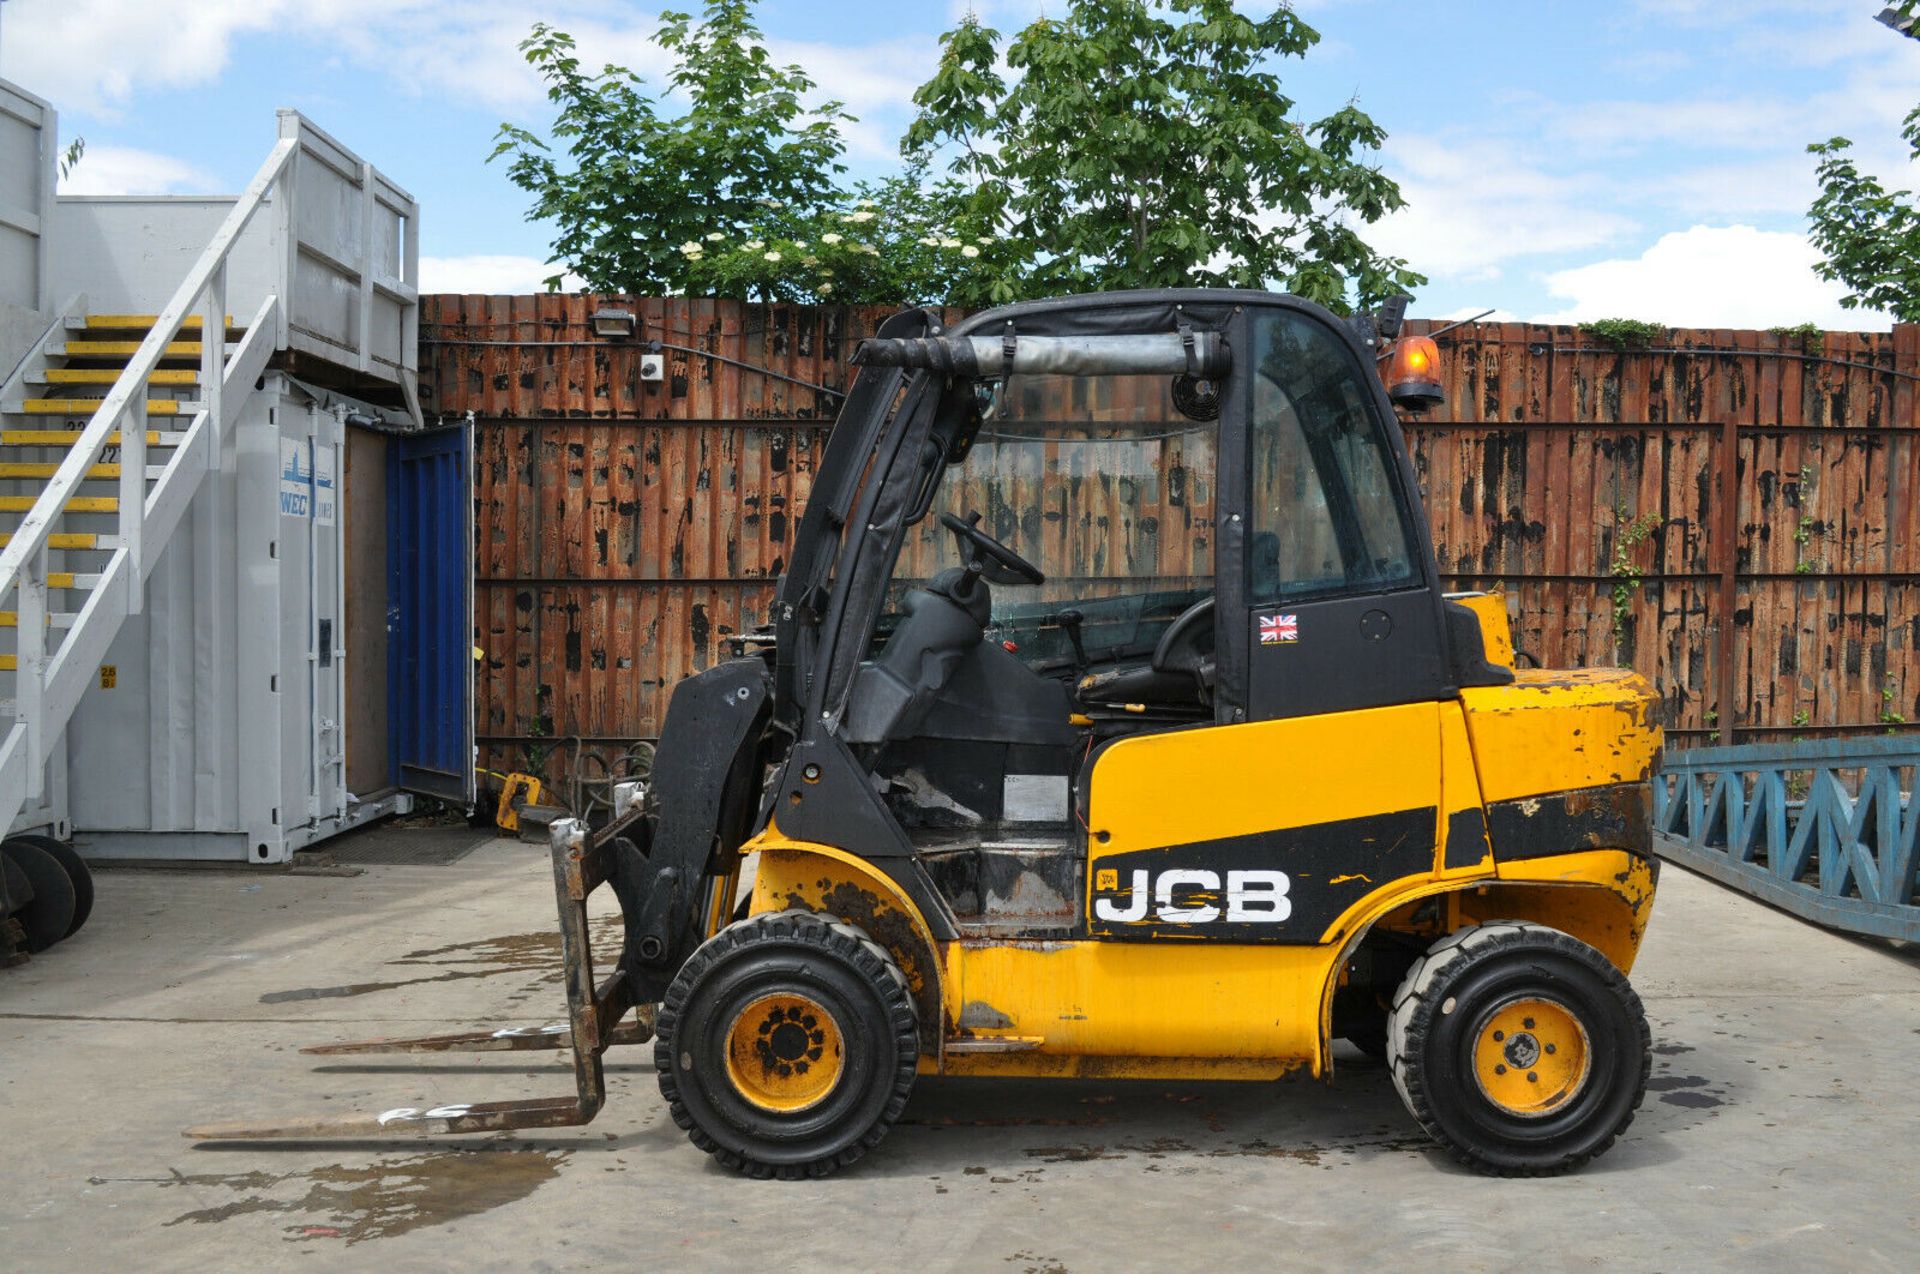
[724,993,845,1113]
[1470,996,1591,1118]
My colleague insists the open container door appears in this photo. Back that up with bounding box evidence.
[387,423,474,805]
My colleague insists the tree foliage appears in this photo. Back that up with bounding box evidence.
[906,2,1422,310]
[493,0,1422,310]
[490,5,851,293]
[1805,0,1920,321]
[1808,112,1920,322]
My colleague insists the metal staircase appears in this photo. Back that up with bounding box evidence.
[0,314,231,627]
[0,111,421,846]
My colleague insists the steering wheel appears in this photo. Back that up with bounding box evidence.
[1151,596,1216,675]
[940,511,1045,586]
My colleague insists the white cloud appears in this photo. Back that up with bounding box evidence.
[1370,136,1638,282]
[418,255,584,295]
[1533,224,1887,330]
[1435,305,1518,323]
[57,145,220,196]
[0,0,279,114]
[0,1,667,117]
[767,36,935,161]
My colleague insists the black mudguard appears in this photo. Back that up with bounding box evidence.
[612,658,773,1003]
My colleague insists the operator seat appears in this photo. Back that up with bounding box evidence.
[1072,596,1215,716]
[840,568,992,744]
[1074,663,1206,710]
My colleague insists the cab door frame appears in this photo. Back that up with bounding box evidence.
[1213,300,1459,725]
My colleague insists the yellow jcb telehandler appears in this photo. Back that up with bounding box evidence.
[193,289,1662,1178]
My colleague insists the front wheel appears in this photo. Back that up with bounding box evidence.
[655,909,918,1179]
[1387,920,1650,1176]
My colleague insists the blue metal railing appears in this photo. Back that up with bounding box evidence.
[1653,735,1920,941]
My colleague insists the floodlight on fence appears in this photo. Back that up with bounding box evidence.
[591,308,638,338]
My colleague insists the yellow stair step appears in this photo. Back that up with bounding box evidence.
[0,570,85,603]
[0,496,116,512]
[85,314,234,329]
[0,533,102,549]
[1,430,169,446]
[57,341,202,358]
[0,462,121,480]
[18,399,182,416]
[0,612,75,628]
[42,369,198,386]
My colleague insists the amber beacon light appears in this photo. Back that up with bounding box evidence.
[1385,335,1445,412]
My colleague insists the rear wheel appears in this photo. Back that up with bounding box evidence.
[1387,920,1649,1176]
[9,835,92,940]
[0,838,77,953]
[655,909,918,1179]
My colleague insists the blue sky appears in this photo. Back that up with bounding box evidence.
[4,0,1918,327]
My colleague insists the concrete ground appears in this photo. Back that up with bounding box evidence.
[3,835,1918,1273]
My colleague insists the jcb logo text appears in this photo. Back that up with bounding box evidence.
[1092,868,1291,924]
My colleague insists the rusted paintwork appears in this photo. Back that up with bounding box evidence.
[746,843,944,1053]
[1459,667,1663,802]
[1470,850,1660,973]
[1482,782,1654,863]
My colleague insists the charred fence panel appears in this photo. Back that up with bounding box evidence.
[423,297,1920,787]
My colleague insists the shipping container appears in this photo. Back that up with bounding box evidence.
[60,375,470,862]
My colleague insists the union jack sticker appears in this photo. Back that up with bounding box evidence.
[1259,613,1298,645]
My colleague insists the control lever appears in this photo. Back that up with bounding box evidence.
[1056,609,1089,675]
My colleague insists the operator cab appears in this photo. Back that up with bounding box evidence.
[767,291,1504,938]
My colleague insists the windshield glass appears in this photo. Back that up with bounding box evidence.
[885,372,1217,667]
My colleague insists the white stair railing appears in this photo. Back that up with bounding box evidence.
[0,139,295,834]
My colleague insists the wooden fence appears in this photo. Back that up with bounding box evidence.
[419,296,1919,785]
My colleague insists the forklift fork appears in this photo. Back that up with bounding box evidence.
[186,795,651,1141]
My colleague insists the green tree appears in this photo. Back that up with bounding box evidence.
[904,1,1424,311]
[672,161,1023,305]
[490,4,853,294]
[1806,1,1920,320]
[493,0,1423,309]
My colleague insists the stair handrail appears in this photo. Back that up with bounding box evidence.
[0,134,298,606]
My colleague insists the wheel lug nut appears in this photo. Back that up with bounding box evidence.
[1492,1030,1504,1041]
[1527,1072,1538,1082]
[1494,1064,1507,1075]
[1522,1017,1535,1030]
[1545,1043,1556,1055]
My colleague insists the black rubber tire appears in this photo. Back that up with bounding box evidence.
[8,835,91,940]
[0,839,77,953]
[655,908,918,1179]
[1387,920,1650,1176]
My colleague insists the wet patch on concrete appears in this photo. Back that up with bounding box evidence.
[1646,1074,1710,1091]
[111,1149,568,1245]
[1658,1089,1725,1109]
[260,917,624,1005]
[259,969,501,1003]
[1018,1132,1427,1168]
[1006,1251,1069,1273]
[1647,1073,1726,1109]
[1023,1145,1125,1163]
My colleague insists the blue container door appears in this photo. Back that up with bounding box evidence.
[387,424,474,803]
